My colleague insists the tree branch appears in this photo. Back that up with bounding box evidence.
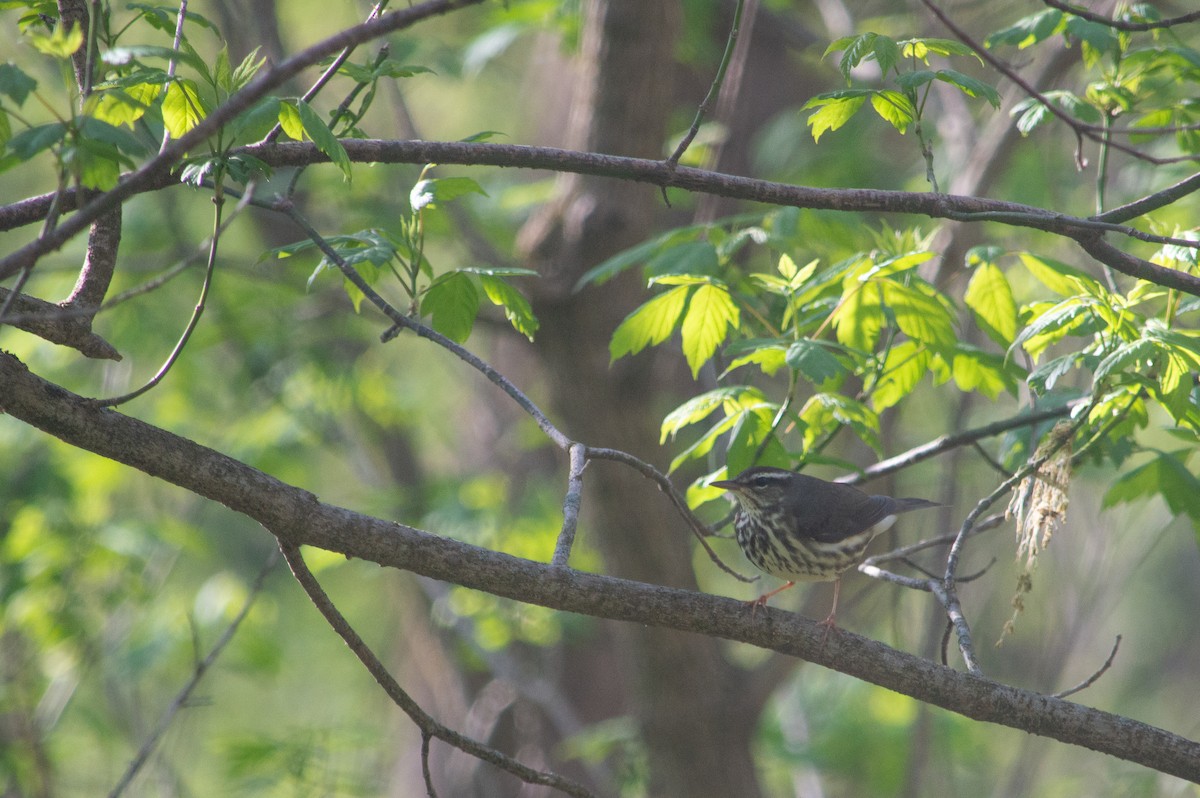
[0,0,486,282]
[6,138,1200,294]
[3,350,1199,784]
[278,542,594,798]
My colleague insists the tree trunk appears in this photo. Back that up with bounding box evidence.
[518,2,764,795]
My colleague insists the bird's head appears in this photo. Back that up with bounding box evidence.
[710,467,796,513]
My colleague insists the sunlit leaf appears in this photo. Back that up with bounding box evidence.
[870,90,914,133]
[871,340,929,411]
[610,285,690,362]
[680,283,740,378]
[421,271,480,343]
[965,261,1018,346]
[479,275,539,341]
[162,78,207,138]
[802,92,868,142]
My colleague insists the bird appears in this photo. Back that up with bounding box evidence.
[711,466,940,632]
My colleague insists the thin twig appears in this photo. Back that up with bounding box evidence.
[277,200,574,450]
[273,199,753,580]
[90,183,254,407]
[261,1,389,146]
[584,446,757,583]
[1039,0,1200,32]
[278,542,595,798]
[920,0,1196,169]
[107,551,280,798]
[839,404,1076,486]
[1053,635,1122,699]
[939,408,1090,674]
[552,443,586,568]
[665,0,746,169]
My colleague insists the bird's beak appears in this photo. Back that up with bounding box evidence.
[710,479,739,491]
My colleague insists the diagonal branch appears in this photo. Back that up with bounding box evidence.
[4,350,1200,784]
[278,542,594,798]
[0,0,486,282]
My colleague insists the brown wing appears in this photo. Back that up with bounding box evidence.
[784,474,902,543]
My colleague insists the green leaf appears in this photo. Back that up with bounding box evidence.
[832,277,884,351]
[88,82,161,129]
[79,117,147,156]
[785,339,846,384]
[802,92,868,142]
[1093,338,1158,385]
[935,69,1001,108]
[1103,452,1200,532]
[574,215,763,290]
[230,47,266,91]
[1017,252,1102,297]
[801,393,881,453]
[29,23,84,58]
[1011,297,1097,361]
[610,285,690,362]
[1027,351,1086,394]
[661,386,761,443]
[871,340,929,411]
[824,33,877,78]
[726,407,789,476]
[965,262,1018,346]
[295,99,351,182]
[985,9,1064,49]
[0,63,37,105]
[421,271,480,344]
[645,240,720,280]
[7,122,67,160]
[872,35,903,77]
[680,284,740,378]
[951,344,1018,399]
[214,45,232,92]
[162,78,207,139]
[277,100,304,141]
[460,130,504,142]
[479,275,538,341]
[881,280,957,348]
[725,345,789,377]
[870,90,915,133]
[901,37,982,62]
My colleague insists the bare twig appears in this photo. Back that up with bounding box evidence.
[584,446,757,583]
[839,404,1076,486]
[261,1,389,146]
[90,184,255,406]
[553,443,586,568]
[0,0,486,281]
[278,542,595,798]
[274,199,753,581]
[940,409,1090,674]
[1053,636,1122,699]
[920,0,1196,169]
[107,551,279,798]
[1039,0,1200,32]
[665,0,746,169]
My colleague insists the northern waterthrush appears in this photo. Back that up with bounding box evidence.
[712,466,939,629]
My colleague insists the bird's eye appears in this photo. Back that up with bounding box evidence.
[753,476,770,488]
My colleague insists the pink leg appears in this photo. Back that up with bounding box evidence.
[744,580,796,618]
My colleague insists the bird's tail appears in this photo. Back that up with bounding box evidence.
[895,497,942,513]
